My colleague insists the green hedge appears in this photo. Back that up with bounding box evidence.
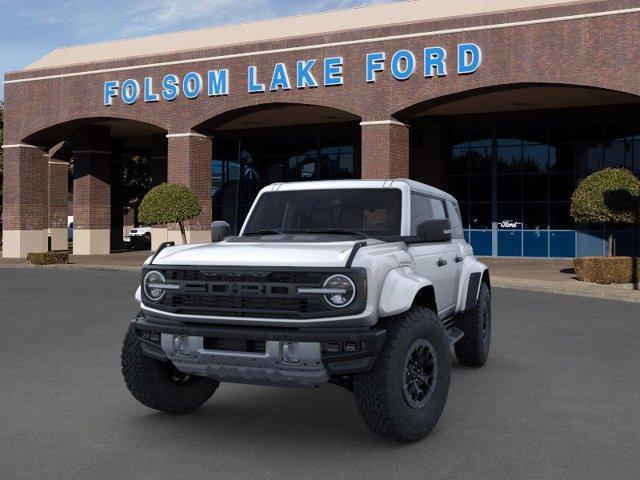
[27,251,70,265]
[574,256,640,284]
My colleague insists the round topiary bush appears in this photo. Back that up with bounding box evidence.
[138,183,202,244]
[570,168,640,257]
[571,168,640,224]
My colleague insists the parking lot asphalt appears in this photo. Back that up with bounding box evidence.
[1,268,639,480]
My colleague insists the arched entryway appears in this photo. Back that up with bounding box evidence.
[194,103,361,233]
[396,84,640,258]
[3,117,167,257]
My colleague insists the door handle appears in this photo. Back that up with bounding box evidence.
[437,258,448,267]
[455,255,463,263]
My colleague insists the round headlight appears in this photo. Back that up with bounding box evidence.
[323,274,356,308]
[143,270,166,302]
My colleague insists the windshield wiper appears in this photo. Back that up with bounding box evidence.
[303,228,369,238]
[243,228,287,236]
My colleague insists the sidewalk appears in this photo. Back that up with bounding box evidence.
[481,257,640,303]
[1,251,639,303]
[0,250,149,272]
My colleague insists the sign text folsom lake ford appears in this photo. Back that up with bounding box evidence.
[103,43,482,106]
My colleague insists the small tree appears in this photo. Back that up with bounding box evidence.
[570,168,640,256]
[138,183,202,245]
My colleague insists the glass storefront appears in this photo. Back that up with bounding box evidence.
[445,106,640,257]
[211,123,359,233]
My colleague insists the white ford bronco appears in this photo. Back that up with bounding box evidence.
[121,179,491,442]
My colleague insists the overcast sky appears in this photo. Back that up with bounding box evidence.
[0,0,400,100]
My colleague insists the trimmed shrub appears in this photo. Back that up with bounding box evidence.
[138,183,202,244]
[570,168,640,224]
[570,168,640,256]
[573,256,640,284]
[27,251,69,265]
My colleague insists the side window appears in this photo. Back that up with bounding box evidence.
[410,193,432,234]
[447,200,464,239]
[429,197,447,220]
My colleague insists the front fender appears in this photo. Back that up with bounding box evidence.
[378,267,433,318]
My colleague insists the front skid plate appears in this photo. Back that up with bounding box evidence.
[162,335,330,388]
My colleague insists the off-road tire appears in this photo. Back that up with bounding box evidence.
[353,306,451,442]
[455,282,491,367]
[121,324,219,414]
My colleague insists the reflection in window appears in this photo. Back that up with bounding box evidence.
[447,201,465,239]
[497,145,522,173]
[410,194,432,235]
[212,124,358,234]
[523,144,548,173]
[470,147,492,174]
[429,198,447,220]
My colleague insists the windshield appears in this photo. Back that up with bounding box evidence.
[243,188,402,237]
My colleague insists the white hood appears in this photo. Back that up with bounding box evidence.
[150,240,364,268]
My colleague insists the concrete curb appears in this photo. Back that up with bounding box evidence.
[0,263,140,272]
[492,276,640,303]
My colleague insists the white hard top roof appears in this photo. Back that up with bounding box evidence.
[25,0,582,70]
[265,179,458,203]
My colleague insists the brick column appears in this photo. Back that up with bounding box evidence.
[109,143,125,251]
[71,127,112,255]
[1,144,49,257]
[166,132,212,245]
[150,134,169,250]
[360,120,410,179]
[48,144,70,251]
[151,134,168,186]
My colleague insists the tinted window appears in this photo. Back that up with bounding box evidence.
[447,200,464,239]
[410,193,432,235]
[244,188,402,237]
[429,198,448,220]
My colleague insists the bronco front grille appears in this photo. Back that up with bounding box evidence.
[143,267,367,319]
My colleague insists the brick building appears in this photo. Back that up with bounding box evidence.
[3,0,640,258]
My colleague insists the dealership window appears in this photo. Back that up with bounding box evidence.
[444,106,640,258]
[212,124,359,233]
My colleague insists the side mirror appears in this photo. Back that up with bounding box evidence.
[211,221,231,242]
[417,219,452,243]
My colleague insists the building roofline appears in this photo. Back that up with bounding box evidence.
[20,0,593,72]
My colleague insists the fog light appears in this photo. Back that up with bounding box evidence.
[343,342,358,353]
[173,335,191,357]
[282,342,299,364]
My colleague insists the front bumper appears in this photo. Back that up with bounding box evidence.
[134,313,386,388]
